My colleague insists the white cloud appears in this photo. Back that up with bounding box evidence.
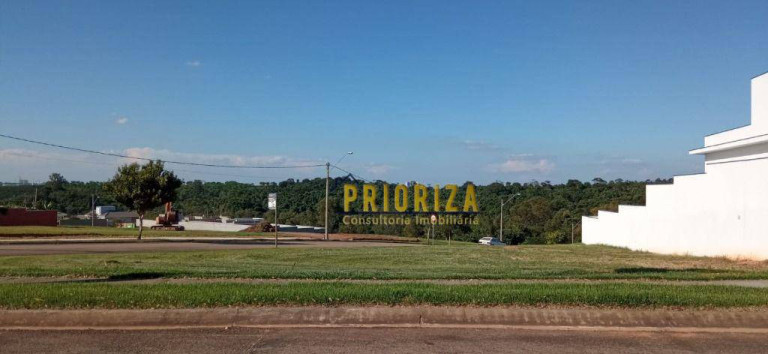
[186,60,201,67]
[0,147,322,170]
[0,148,46,162]
[489,156,555,174]
[115,117,128,125]
[0,149,93,164]
[620,158,643,164]
[365,163,395,176]
[590,156,656,180]
[0,148,120,182]
[0,147,327,182]
[119,147,321,169]
[461,139,501,151]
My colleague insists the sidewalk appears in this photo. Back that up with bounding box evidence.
[2,306,768,331]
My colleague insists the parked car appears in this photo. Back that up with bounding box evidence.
[478,237,505,246]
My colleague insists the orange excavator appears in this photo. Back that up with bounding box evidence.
[151,202,185,231]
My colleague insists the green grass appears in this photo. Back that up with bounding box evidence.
[2,244,767,280]
[0,225,269,238]
[1,282,767,309]
[3,244,766,309]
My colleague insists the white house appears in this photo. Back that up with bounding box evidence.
[95,205,116,219]
[582,72,768,260]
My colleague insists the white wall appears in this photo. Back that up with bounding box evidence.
[704,73,768,146]
[137,220,251,232]
[752,71,768,128]
[583,152,768,259]
[583,73,768,260]
[137,220,325,233]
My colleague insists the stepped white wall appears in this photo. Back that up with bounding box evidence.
[582,73,768,260]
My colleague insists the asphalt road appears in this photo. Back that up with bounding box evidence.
[0,240,415,256]
[2,327,767,353]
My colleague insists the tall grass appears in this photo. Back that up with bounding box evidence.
[1,245,766,280]
[1,282,767,309]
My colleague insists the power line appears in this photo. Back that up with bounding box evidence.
[170,168,279,181]
[2,151,280,180]
[0,133,325,169]
[1,151,283,181]
[330,164,369,183]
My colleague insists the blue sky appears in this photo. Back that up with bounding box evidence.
[1,0,767,184]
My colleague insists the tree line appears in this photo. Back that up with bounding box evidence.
[0,167,671,244]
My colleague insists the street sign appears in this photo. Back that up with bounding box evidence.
[268,193,277,210]
[430,214,437,224]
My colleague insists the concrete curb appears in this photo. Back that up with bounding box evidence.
[2,307,768,330]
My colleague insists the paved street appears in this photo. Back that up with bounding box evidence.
[2,327,767,353]
[0,240,415,256]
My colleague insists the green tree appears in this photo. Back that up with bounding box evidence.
[507,197,554,244]
[1,173,650,243]
[47,173,68,191]
[103,161,182,239]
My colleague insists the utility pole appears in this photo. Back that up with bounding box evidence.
[268,193,278,248]
[499,197,503,241]
[571,221,581,244]
[499,193,521,242]
[431,223,435,245]
[325,162,330,241]
[326,152,353,241]
[91,194,95,227]
[274,201,278,248]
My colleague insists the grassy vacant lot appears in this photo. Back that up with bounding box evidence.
[0,226,268,238]
[2,282,768,309]
[2,243,767,309]
[0,226,411,241]
[2,244,767,281]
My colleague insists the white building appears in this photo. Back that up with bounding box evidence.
[583,72,768,260]
[95,206,116,219]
